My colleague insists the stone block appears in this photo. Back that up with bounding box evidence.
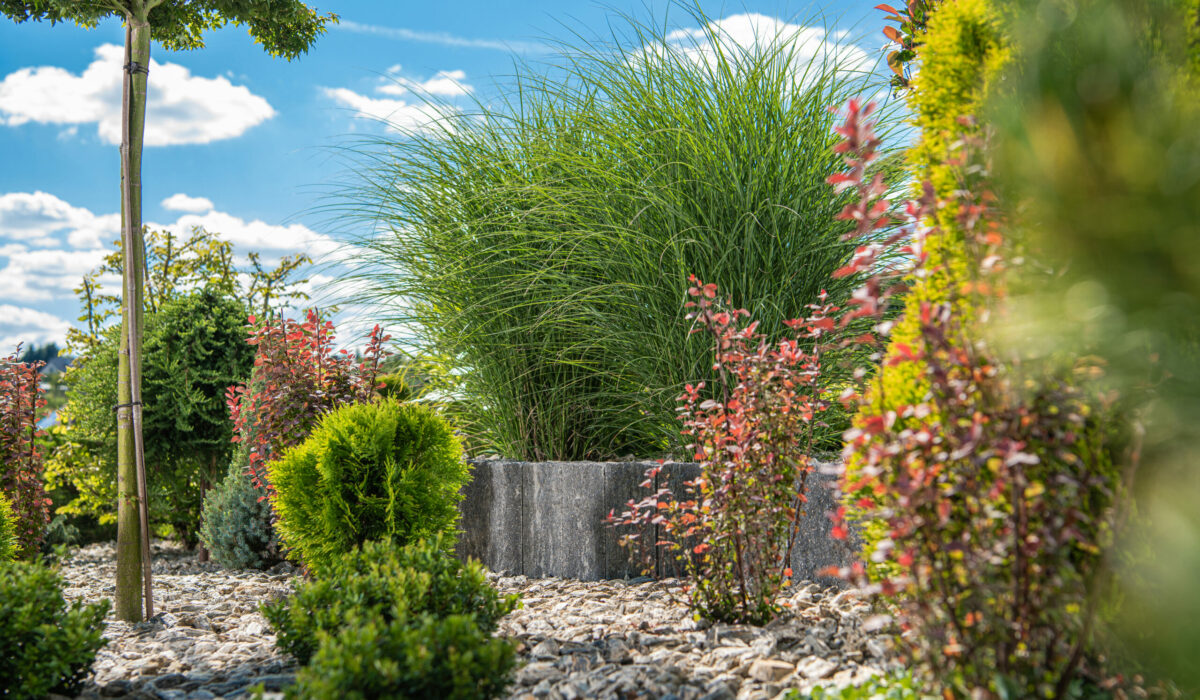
[456,459,526,574]
[456,457,857,584]
[656,462,701,579]
[525,461,610,579]
[603,460,656,579]
[788,460,857,586]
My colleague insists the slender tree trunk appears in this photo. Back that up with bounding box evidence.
[115,17,154,622]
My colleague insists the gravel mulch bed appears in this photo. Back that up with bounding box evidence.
[55,543,895,700]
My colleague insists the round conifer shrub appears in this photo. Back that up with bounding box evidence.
[262,536,518,666]
[269,399,468,573]
[199,458,281,570]
[0,559,109,698]
[0,493,18,562]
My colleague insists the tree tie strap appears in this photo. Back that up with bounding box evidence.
[123,61,149,76]
[113,401,144,412]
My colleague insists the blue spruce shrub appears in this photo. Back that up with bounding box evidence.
[199,456,281,570]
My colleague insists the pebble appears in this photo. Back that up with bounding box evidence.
[490,574,898,699]
[58,541,297,699]
[54,542,898,699]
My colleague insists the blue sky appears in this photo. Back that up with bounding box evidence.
[0,0,881,352]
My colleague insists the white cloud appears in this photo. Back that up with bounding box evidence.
[0,190,347,348]
[161,193,214,213]
[0,248,109,302]
[322,86,457,135]
[656,13,873,80]
[336,20,546,54]
[0,44,275,146]
[0,191,120,249]
[378,68,472,98]
[0,305,73,354]
[162,209,341,261]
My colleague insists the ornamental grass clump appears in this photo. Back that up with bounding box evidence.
[337,5,903,461]
[269,399,468,573]
[611,277,838,625]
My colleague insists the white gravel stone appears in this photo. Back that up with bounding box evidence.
[54,541,897,699]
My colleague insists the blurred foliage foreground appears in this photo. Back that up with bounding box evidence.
[990,0,1200,691]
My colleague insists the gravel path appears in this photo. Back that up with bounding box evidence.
[55,542,895,700]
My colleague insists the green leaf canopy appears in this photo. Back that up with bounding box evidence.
[0,0,335,58]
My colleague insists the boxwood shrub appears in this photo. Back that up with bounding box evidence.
[262,536,518,666]
[0,558,109,698]
[288,612,517,700]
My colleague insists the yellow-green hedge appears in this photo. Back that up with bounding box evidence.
[844,0,1011,567]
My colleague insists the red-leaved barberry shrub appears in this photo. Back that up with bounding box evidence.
[610,276,836,624]
[0,346,51,558]
[828,100,1134,698]
[226,310,390,494]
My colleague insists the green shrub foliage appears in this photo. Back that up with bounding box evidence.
[262,536,518,665]
[47,289,254,544]
[269,399,468,573]
[990,0,1200,691]
[0,493,18,562]
[199,457,281,570]
[0,559,110,698]
[828,82,1129,699]
[287,612,517,700]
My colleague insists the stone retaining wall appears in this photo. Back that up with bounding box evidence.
[455,459,857,583]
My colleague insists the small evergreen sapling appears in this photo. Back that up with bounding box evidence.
[198,458,280,570]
